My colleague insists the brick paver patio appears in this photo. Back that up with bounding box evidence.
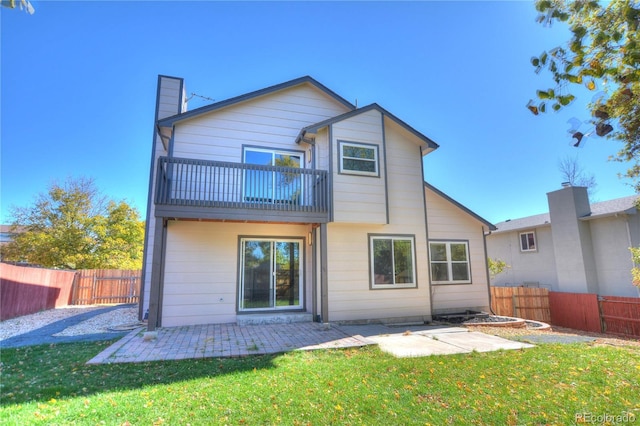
[88,322,373,364]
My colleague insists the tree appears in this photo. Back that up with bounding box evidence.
[488,257,509,281]
[529,0,640,190]
[558,155,598,195]
[2,178,144,269]
[1,0,35,14]
[630,247,640,288]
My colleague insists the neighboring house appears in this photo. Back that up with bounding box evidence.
[141,75,496,330]
[487,184,640,297]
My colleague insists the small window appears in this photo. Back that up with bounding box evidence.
[370,235,416,289]
[429,241,471,284]
[339,141,379,176]
[519,231,536,252]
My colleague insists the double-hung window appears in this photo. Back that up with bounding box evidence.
[519,231,536,252]
[429,241,471,284]
[339,141,379,176]
[370,235,416,289]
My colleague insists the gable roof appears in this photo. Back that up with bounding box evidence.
[157,76,355,128]
[424,182,496,230]
[585,194,638,219]
[493,194,638,233]
[296,103,439,152]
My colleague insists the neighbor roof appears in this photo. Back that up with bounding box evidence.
[583,194,638,219]
[493,194,638,233]
[157,76,355,128]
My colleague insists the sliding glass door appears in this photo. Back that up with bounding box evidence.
[240,238,302,311]
[243,148,303,204]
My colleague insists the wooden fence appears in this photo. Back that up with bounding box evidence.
[0,263,76,320]
[490,286,640,338]
[600,296,640,337]
[490,286,551,323]
[0,263,141,320]
[548,292,601,333]
[72,269,141,305]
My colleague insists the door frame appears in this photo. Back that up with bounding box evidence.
[237,236,305,313]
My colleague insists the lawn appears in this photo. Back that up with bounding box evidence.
[1,339,638,425]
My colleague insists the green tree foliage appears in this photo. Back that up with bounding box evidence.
[630,247,640,287]
[488,257,509,280]
[0,0,35,14]
[529,0,640,189]
[2,178,144,270]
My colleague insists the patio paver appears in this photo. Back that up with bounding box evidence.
[87,322,372,364]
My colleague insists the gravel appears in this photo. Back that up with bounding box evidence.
[0,305,140,341]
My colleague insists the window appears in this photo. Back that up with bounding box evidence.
[519,231,536,252]
[339,141,379,176]
[370,235,416,289]
[429,241,471,284]
[243,147,304,204]
[239,238,303,311]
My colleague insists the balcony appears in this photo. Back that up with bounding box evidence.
[154,156,330,223]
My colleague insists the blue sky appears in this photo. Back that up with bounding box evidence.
[1,1,636,225]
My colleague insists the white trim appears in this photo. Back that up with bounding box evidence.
[239,237,304,311]
[519,231,537,252]
[338,141,379,176]
[429,241,471,284]
[370,235,417,289]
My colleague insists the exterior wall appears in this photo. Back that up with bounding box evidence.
[425,187,491,314]
[590,215,640,297]
[326,118,431,322]
[487,226,558,289]
[162,221,313,327]
[331,109,387,224]
[326,222,430,322]
[142,76,185,316]
[171,85,349,163]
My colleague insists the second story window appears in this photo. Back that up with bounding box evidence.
[243,147,304,204]
[339,141,379,177]
[519,231,536,252]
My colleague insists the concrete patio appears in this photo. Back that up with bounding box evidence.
[87,322,533,364]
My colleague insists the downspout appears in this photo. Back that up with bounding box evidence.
[483,226,496,315]
[420,149,434,320]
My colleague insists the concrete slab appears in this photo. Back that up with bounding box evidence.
[368,333,471,357]
[434,331,534,353]
[365,329,533,358]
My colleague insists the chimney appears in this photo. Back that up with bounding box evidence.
[547,186,598,293]
[155,75,186,121]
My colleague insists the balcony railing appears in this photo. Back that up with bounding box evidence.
[155,156,329,215]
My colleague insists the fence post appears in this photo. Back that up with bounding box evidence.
[512,293,517,317]
[598,295,606,333]
[71,272,80,305]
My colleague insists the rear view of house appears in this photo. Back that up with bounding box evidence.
[140,75,495,330]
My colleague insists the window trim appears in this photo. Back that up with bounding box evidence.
[369,234,417,290]
[428,240,472,285]
[338,140,380,177]
[519,231,537,252]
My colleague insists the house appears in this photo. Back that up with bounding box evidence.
[140,75,496,330]
[487,184,640,297]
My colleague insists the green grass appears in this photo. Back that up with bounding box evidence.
[1,339,639,425]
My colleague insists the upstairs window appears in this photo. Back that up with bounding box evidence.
[519,231,536,252]
[339,141,379,177]
[429,241,471,284]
